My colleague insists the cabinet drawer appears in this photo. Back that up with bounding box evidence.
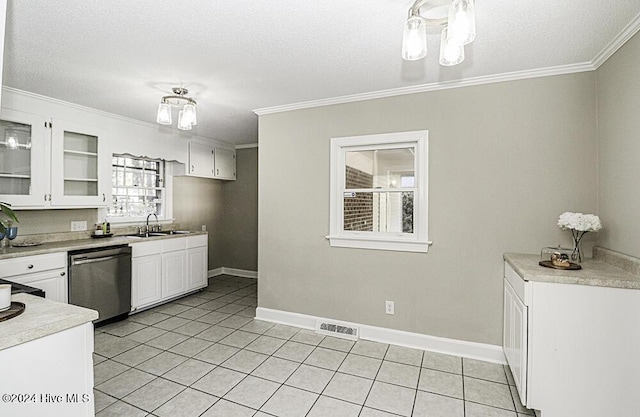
[187,234,207,248]
[0,253,67,278]
[132,240,163,258]
[504,261,526,303]
[162,237,187,253]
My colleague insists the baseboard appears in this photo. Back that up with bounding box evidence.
[209,267,258,279]
[256,307,506,364]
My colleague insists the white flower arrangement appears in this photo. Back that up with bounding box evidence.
[557,212,602,232]
[557,212,602,262]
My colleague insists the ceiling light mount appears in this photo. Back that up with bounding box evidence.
[401,0,476,65]
[156,86,198,130]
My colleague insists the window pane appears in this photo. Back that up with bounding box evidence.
[107,154,165,219]
[345,148,414,189]
[343,191,413,233]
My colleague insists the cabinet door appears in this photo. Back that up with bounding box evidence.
[214,148,236,180]
[162,250,187,298]
[11,268,68,303]
[0,109,49,207]
[132,254,162,310]
[50,118,110,207]
[187,246,207,291]
[189,142,214,178]
[504,279,528,406]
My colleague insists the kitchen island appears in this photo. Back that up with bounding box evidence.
[0,293,98,417]
[503,247,640,417]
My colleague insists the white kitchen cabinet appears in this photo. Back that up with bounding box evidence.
[50,118,110,207]
[0,109,49,207]
[503,257,640,417]
[188,142,214,177]
[131,234,208,311]
[131,254,162,308]
[162,250,187,298]
[187,141,235,180]
[0,252,67,303]
[0,109,111,209]
[0,319,95,417]
[187,234,208,290]
[214,148,236,180]
[503,277,527,405]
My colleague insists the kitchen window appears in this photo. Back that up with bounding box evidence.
[106,154,169,222]
[328,130,430,253]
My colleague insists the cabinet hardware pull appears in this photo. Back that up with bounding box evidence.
[60,272,66,276]
[44,194,47,201]
[103,193,106,202]
[27,265,34,269]
[191,165,194,172]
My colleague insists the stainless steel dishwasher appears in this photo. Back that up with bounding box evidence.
[68,244,132,325]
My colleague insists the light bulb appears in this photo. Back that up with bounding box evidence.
[182,103,197,126]
[402,15,428,61]
[447,0,476,45]
[177,110,192,130]
[156,102,172,125]
[439,27,465,66]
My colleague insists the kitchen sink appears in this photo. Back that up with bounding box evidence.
[125,230,193,238]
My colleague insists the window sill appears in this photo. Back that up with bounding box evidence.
[326,235,431,253]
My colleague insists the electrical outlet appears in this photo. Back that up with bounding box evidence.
[71,221,87,231]
[385,300,395,315]
[201,225,207,232]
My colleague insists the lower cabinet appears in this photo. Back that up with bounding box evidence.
[131,234,207,311]
[503,259,640,417]
[131,254,162,308]
[0,252,67,303]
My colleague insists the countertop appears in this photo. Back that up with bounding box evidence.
[0,293,98,351]
[504,250,640,290]
[0,231,208,260]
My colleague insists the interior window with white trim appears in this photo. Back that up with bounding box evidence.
[107,154,166,221]
[329,130,429,253]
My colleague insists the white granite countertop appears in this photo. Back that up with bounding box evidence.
[0,293,98,351]
[504,251,640,290]
[0,231,207,260]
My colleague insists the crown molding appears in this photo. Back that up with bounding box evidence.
[592,11,640,69]
[253,62,596,116]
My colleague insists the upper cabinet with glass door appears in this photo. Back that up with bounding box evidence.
[50,119,111,207]
[0,109,48,207]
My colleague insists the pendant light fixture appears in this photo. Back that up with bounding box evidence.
[401,0,476,66]
[156,87,197,131]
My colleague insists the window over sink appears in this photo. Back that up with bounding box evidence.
[106,154,172,223]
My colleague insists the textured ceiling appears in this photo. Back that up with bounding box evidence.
[3,1,640,145]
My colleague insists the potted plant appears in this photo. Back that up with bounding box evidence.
[0,201,19,235]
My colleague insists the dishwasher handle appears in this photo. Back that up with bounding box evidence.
[71,253,130,266]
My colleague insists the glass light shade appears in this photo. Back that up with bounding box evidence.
[447,0,476,45]
[177,110,192,130]
[182,103,197,126]
[156,102,172,125]
[439,27,465,66]
[402,15,428,61]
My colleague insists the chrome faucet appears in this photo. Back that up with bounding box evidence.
[146,213,159,236]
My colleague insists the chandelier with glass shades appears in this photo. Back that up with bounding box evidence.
[402,0,475,66]
[156,87,198,131]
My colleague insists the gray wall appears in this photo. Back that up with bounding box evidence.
[173,176,224,269]
[258,72,598,346]
[173,148,259,271]
[596,32,640,258]
[219,147,259,271]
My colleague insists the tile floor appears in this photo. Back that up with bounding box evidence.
[93,275,534,417]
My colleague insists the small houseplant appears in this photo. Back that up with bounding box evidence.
[0,201,19,235]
